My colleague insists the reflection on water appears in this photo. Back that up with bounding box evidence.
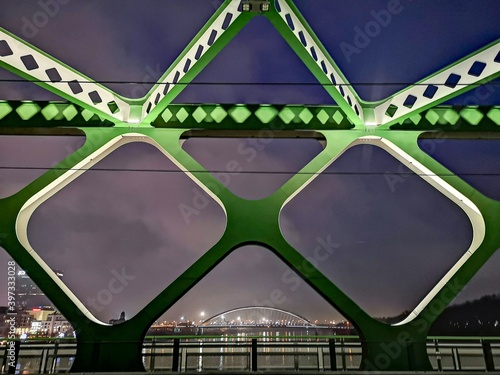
[144,329,362,372]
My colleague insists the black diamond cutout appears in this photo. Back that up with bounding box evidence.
[88,91,102,104]
[154,93,161,105]
[275,0,281,12]
[445,73,461,88]
[403,94,417,108]
[107,101,119,114]
[355,105,360,116]
[310,46,318,61]
[221,12,233,30]
[321,61,328,74]
[183,58,191,73]
[468,61,486,77]
[46,68,62,83]
[173,71,180,84]
[68,80,83,94]
[285,13,295,30]
[347,96,352,106]
[21,55,39,71]
[146,102,152,114]
[208,30,217,46]
[162,83,170,95]
[195,45,204,60]
[298,31,307,47]
[330,73,336,85]
[494,51,500,63]
[385,104,398,117]
[339,85,345,97]
[423,85,438,99]
[0,40,13,57]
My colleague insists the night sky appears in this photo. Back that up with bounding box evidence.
[0,0,499,325]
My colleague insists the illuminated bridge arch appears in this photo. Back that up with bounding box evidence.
[201,306,316,327]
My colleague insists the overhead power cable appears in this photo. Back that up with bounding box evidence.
[0,165,499,177]
[0,79,499,87]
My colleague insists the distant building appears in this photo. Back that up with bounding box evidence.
[16,269,64,310]
[109,311,126,325]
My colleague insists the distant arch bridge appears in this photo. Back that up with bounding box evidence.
[200,306,317,328]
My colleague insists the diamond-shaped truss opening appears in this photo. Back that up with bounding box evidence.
[494,51,500,63]
[20,55,39,71]
[429,250,500,336]
[298,31,307,47]
[0,40,13,56]
[418,137,500,200]
[403,94,417,108]
[0,135,85,199]
[221,12,233,30]
[27,141,226,323]
[310,46,318,61]
[280,144,473,321]
[107,101,120,114]
[445,73,461,89]
[423,85,438,99]
[285,13,295,30]
[68,80,83,95]
[45,68,62,83]
[174,16,336,105]
[385,104,398,117]
[88,91,102,105]
[145,245,350,354]
[468,61,487,77]
[182,137,323,200]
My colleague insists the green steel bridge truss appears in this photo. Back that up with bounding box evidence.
[0,0,499,371]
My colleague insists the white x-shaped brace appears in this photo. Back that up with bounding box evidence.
[0,0,498,127]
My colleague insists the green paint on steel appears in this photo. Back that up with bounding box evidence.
[1,1,500,372]
[63,105,78,121]
[487,108,500,125]
[279,107,296,124]
[210,106,228,123]
[229,105,252,123]
[0,102,12,119]
[192,107,207,123]
[16,102,40,120]
[460,108,484,125]
[255,106,278,123]
[1,126,499,372]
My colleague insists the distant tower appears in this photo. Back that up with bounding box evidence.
[16,269,64,310]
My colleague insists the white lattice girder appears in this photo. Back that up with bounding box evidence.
[374,41,500,126]
[274,0,364,124]
[141,0,243,122]
[0,28,129,122]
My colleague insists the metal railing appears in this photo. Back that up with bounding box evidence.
[1,336,499,373]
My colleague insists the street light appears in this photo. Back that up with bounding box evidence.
[241,0,271,13]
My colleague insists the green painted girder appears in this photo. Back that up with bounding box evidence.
[1,0,500,372]
[2,100,500,131]
[1,1,499,129]
[265,0,365,128]
[1,126,499,371]
[0,27,129,123]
